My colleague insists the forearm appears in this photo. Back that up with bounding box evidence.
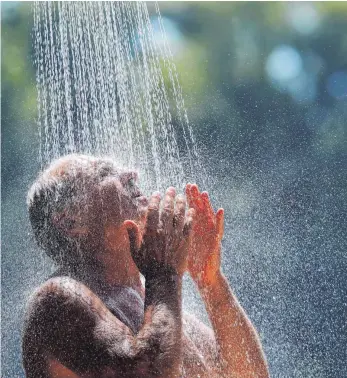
[198,272,269,378]
[144,267,182,317]
[135,267,183,377]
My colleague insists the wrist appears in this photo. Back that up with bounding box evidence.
[144,262,181,281]
[195,268,224,291]
[145,263,182,292]
[145,265,182,312]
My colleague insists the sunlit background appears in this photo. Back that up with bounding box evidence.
[2,2,347,377]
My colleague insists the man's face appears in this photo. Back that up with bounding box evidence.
[47,155,148,252]
[84,159,148,269]
[87,159,148,229]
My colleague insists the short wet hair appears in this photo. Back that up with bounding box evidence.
[27,154,117,266]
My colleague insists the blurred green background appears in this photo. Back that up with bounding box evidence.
[2,2,347,377]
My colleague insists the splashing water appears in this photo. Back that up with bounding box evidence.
[33,1,205,194]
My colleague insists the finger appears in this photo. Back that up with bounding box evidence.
[160,187,176,232]
[137,196,149,222]
[185,183,194,208]
[190,184,204,210]
[201,191,214,215]
[146,192,161,232]
[201,191,215,230]
[139,205,147,223]
[174,194,186,234]
[216,208,224,240]
[183,208,195,237]
[123,220,141,251]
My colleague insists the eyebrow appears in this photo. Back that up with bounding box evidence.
[118,171,138,184]
[97,161,118,174]
[96,159,138,184]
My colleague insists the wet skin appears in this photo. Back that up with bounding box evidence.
[23,157,269,378]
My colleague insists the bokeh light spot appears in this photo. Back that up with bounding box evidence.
[151,16,184,55]
[286,3,321,35]
[266,45,303,84]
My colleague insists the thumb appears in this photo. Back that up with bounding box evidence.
[123,220,140,252]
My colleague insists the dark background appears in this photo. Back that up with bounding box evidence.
[2,2,347,377]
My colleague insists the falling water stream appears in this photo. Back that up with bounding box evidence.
[33,1,205,194]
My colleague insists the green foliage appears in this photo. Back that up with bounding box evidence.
[2,2,38,188]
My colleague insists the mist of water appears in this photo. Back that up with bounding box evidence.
[33,1,205,194]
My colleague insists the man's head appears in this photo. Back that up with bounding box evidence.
[27,154,146,269]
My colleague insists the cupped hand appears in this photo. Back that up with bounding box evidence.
[186,184,224,288]
[124,188,195,278]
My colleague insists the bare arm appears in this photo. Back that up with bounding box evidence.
[23,189,193,378]
[186,184,269,378]
[198,273,268,378]
[23,271,182,378]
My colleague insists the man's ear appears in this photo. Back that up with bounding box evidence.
[52,211,89,237]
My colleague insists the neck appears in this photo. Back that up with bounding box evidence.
[66,224,143,296]
[81,262,142,294]
[99,224,142,292]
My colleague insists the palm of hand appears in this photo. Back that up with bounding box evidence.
[138,228,188,276]
[124,189,194,278]
[186,184,224,286]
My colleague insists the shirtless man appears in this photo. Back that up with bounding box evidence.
[23,154,269,378]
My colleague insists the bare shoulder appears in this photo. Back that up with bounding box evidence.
[23,276,118,352]
[24,276,76,319]
[27,276,94,300]
[22,276,130,376]
[24,276,112,331]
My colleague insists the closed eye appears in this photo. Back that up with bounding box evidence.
[99,168,111,178]
[122,174,142,198]
[98,163,117,179]
[120,171,137,182]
